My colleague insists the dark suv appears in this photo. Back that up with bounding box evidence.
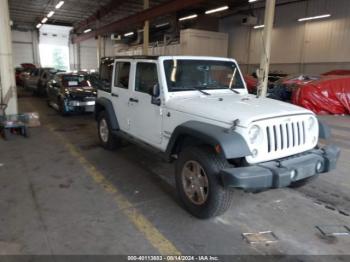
[47,73,97,115]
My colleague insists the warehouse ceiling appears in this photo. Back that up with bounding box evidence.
[9,0,250,30]
[9,0,304,39]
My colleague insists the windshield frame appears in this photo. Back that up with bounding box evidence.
[161,57,247,94]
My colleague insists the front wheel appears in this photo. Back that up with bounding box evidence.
[97,111,119,150]
[175,146,234,219]
[289,175,319,188]
[58,98,69,116]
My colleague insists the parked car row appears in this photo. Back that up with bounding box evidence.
[15,64,98,116]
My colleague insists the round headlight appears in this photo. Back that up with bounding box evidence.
[307,116,316,131]
[248,125,261,144]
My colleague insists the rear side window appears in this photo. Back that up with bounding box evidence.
[114,62,130,89]
[99,59,114,92]
[135,63,158,94]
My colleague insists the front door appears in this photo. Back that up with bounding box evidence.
[111,61,132,131]
[128,62,162,146]
[28,69,40,89]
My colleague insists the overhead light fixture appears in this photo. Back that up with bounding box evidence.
[47,11,55,17]
[155,22,170,28]
[55,1,64,9]
[41,17,48,23]
[298,14,331,22]
[249,0,259,2]
[179,14,198,21]
[205,5,229,14]
[36,23,42,29]
[124,32,134,37]
[253,24,265,29]
[84,28,92,33]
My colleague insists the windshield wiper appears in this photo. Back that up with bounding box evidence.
[203,84,240,94]
[188,86,211,96]
[228,88,240,94]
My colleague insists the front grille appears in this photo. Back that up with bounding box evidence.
[266,120,306,153]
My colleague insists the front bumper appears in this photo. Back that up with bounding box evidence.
[220,145,340,190]
[66,100,95,112]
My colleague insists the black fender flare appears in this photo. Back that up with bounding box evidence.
[318,119,331,139]
[165,121,251,160]
[95,97,119,130]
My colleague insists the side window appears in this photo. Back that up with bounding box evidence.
[99,59,113,92]
[135,63,159,94]
[114,62,130,89]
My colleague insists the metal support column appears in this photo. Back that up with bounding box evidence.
[143,0,150,55]
[257,0,276,98]
[0,0,18,115]
[97,35,102,69]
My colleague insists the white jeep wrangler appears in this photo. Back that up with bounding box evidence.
[95,56,340,218]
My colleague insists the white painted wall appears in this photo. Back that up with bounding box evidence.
[11,30,40,67]
[220,0,350,75]
[70,37,114,71]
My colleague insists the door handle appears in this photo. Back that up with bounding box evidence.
[111,93,119,97]
[129,98,139,103]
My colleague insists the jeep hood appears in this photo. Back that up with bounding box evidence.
[166,93,313,127]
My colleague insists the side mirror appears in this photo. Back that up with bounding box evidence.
[150,84,161,106]
[148,83,160,97]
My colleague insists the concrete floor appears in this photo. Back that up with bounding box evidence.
[0,91,350,257]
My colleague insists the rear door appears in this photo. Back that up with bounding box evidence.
[111,60,132,131]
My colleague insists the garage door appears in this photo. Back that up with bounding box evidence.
[12,42,34,67]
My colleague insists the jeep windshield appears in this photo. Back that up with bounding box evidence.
[163,59,245,92]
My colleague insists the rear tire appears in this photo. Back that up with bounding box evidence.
[97,111,119,150]
[175,146,234,219]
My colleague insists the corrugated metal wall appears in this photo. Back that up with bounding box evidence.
[220,0,350,74]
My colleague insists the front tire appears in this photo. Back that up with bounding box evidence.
[97,111,119,150]
[289,175,319,188]
[58,98,69,116]
[175,146,234,219]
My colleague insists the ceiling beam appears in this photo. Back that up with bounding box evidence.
[72,0,206,44]
[74,0,125,32]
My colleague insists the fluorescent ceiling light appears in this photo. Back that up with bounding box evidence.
[179,14,198,21]
[55,1,64,9]
[41,17,48,23]
[249,0,259,2]
[47,11,55,17]
[155,22,170,28]
[298,14,331,22]
[205,5,229,14]
[84,28,92,33]
[253,24,265,29]
[124,32,134,37]
[36,23,42,29]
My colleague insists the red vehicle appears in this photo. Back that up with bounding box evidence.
[15,63,36,86]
